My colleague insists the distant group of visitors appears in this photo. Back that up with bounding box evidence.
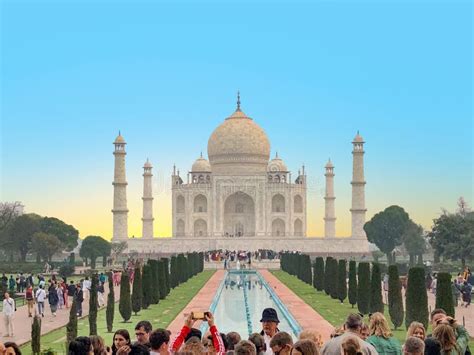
[426,266,472,308]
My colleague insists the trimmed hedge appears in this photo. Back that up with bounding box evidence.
[405,266,429,329]
[357,262,370,315]
[435,272,454,317]
[388,264,404,329]
[348,260,357,308]
[313,257,325,291]
[369,263,384,313]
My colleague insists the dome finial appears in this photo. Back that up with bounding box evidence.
[236,90,241,111]
[200,151,203,158]
[119,130,121,136]
[275,151,279,158]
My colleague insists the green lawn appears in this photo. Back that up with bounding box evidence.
[20,270,215,355]
[272,271,474,349]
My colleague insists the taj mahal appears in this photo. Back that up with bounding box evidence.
[112,95,370,255]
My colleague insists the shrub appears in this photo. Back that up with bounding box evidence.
[324,257,333,296]
[89,273,98,335]
[59,264,75,279]
[337,259,347,303]
[370,263,384,313]
[357,262,370,315]
[119,273,132,322]
[313,257,325,291]
[131,267,142,315]
[142,264,153,310]
[66,297,77,346]
[388,265,404,329]
[405,266,429,329]
[31,315,41,354]
[106,272,114,332]
[348,260,357,308]
[435,273,454,317]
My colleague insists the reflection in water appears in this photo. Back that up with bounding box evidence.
[213,272,297,338]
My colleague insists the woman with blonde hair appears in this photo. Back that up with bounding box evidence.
[341,335,363,355]
[406,322,426,341]
[299,329,323,348]
[367,312,402,355]
[291,339,319,355]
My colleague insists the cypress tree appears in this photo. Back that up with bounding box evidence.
[132,266,143,315]
[348,260,357,308]
[170,256,178,288]
[330,258,339,299]
[337,259,347,303]
[89,273,99,335]
[405,266,429,329]
[66,297,78,345]
[106,272,114,332]
[157,260,166,299]
[357,262,371,315]
[162,258,170,295]
[31,315,41,355]
[435,273,454,317]
[119,273,132,322]
[301,254,312,285]
[150,260,160,304]
[388,265,404,329]
[370,263,384,313]
[324,257,333,295]
[142,264,153,310]
[313,257,325,291]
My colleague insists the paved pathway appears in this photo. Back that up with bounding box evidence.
[259,270,334,341]
[167,270,226,335]
[0,284,120,346]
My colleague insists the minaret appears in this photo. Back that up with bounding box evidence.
[324,159,336,238]
[351,132,367,238]
[141,159,154,239]
[112,132,128,241]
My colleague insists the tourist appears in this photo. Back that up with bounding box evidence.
[452,280,461,307]
[25,284,35,317]
[403,337,424,355]
[235,340,257,355]
[430,309,448,329]
[299,329,323,348]
[68,280,76,306]
[8,276,15,293]
[366,312,401,355]
[4,342,21,355]
[135,321,153,348]
[69,336,94,355]
[291,339,319,355]
[321,314,378,355]
[461,281,472,307]
[35,285,46,317]
[341,335,362,355]
[118,343,150,355]
[359,324,370,341]
[112,329,132,355]
[48,283,59,316]
[269,331,293,355]
[98,281,105,307]
[2,292,15,337]
[75,283,84,317]
[0,342,5,354]
[57,282,64,309]
[181,337,206,354]
[431,323,469,355]
[90,335,110,355]
[248,333,266,355]
[424,338,441,355]
[227,332,242,351]
[149,328,170,355]
[406,322,426,341]
[83,277,91,300]
[259,308,280,355]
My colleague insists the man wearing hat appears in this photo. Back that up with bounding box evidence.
[260,308,280,355]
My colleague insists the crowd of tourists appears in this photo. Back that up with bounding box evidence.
[425,267,472,308]
[1,305,468,355]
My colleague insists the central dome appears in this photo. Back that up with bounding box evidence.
[207,105,271,174]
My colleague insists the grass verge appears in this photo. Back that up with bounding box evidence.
[20,270,215,355]
[271,271,474,349]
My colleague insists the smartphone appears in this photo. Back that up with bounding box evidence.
[191,311,206,320]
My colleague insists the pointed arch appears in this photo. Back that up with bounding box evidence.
[272,194,285,213]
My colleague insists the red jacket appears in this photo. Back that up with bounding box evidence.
[169,325,225,354]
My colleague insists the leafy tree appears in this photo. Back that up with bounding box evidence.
[31,232,63,262]
[39,216,79,251]
[131,267,142,315]
[435,273,454,317]
[405,266,429,329]
[357,262,370,315]
[348,260,357,308]
[403,222,426,266]
[142,264,153,310]
[337,259,347,303]
[388,265,404,329]
[66,297,78,345]
[428,210,474,267]
[89,273,99,335]
[31,315,41,355]
[313,257,325,291]
[79,236,111,269]
[370,263,384,313]
[364,206,411,264]
[2,214,41,261]
[106,272,114,332]
[0,201,22,232]
[119,273,132,322]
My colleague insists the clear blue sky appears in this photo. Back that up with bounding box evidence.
[1,0,472,238]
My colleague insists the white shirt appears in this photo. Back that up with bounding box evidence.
[3,298,15,316]
[83,280,91,290]
[263,333,273,355]
[36,288,46,302]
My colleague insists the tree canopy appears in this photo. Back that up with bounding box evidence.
[40,217,79,251]
[403,222,426,266]
[364,205,410,264]
[79,236,111,269]
[31,232,63,262]
[2,214,41,261]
